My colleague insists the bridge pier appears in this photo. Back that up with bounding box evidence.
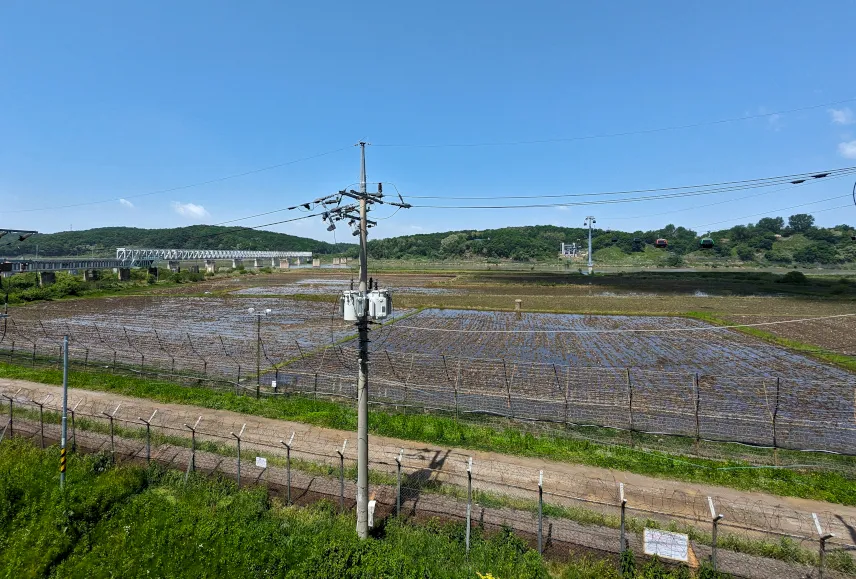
[232,259,243,269]
[312,258,321,268]
[279,259,290,269]
[148,267,159,280]
[188,265,200,274]
[38,272,56,287]
[117,268,131,282]
[84,269,100,282]
[271,258,278,268]
[205,260,217,273]
[168,261,180,273]
[253,258,261,268]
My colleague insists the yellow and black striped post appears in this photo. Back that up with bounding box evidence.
[60,335,69,490]
[60,447,67,486]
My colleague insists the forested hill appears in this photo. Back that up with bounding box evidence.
[366,215,856,266]
[8,214,856,266]
[0,226,355,257]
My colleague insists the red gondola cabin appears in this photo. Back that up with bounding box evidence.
[654,238,668,248]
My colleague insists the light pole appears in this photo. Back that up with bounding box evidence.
[248,307,271,398]
[583,216,596,274]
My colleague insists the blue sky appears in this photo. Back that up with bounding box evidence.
[2,1,855,243]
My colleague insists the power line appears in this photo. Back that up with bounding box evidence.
[4,146,350,214]
[404,166,856,201]
[694,196,853,230]
[373,97,856,148]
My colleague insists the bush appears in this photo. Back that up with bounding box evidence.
[735,245,755,261]
[778,271,808,284]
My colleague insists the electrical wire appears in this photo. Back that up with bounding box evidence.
[385,313,856,335]
[693,196,852,230]
[3,146,351,214]
[404,166,856,201]
[372,97,856,148]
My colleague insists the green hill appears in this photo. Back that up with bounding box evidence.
[9,213,856,267]
[0,226,356,258]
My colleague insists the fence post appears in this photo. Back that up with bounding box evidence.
[2,394,12,439]
[708,497,724,571]
[772,377,781,458]
[553,364,569,427]
[502,360,513,419]
[626,368,634,447]
[32,398,45,448]
[280,432,295,505]
[231,423,246,488]
[466,457,473,557]
[31,343,36,367]
[537,470,543,555]
[395,448,403,517]
[70,401,81,453]
[694,372,701,451]
[184,416,202,481]
[139,410,157,464]
[453,362,461,422]
[102,403,121,463]
[813,513,835,579]
[337,439,347,513]
[313,373,318,401]
[83,348,89,370]
[619,483,627,555]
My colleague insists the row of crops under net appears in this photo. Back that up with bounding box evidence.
[1,316,854,457]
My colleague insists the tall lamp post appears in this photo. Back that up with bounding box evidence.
[583,216,596,274]
[248,307,271,398]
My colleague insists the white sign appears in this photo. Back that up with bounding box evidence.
[271,380,277,390]
[643,528,689,562]
[255,456,267,468]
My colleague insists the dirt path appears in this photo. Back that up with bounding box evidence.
[2,378,854,545]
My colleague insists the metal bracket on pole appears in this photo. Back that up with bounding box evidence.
[708,496,724,571]
[231,423,246,488]
[139,410,158,464]
[280,432,295,504]
[813,513,835,579]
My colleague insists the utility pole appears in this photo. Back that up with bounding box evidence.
[287,142,410,539]
[583,216,596,274]
[355,142,371,537]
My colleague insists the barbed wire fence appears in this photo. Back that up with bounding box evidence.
[2,388,854,579]
[0,316,855,466]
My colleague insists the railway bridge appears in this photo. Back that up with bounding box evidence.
[115,248,313,269]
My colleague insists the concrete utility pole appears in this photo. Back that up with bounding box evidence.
[286,142,410,540]
[583,216,596,274]
[355,141,370,538]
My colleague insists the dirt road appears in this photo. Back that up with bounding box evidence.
[1,378,853,545]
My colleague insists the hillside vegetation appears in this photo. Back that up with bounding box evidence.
[10,213,856,267]
[0,225,354,258]
[367,214,856,266]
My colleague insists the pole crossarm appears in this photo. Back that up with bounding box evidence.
[115,248,313,265]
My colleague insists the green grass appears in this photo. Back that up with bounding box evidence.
[1,362,855,507]
[0,438,721,579]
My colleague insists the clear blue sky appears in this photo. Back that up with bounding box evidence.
[2,1,855,242]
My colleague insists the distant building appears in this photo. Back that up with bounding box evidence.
[560,242,579,258]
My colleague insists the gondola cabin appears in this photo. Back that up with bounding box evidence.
[699,237,714,249]
[654,238,668,248]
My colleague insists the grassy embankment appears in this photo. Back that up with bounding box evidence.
[1,362,854,507]
[0,438,725,579]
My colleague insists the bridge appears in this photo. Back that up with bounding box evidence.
[115,248,313,267]
[1,258,154,273]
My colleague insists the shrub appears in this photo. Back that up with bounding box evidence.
[778,271,808,284]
